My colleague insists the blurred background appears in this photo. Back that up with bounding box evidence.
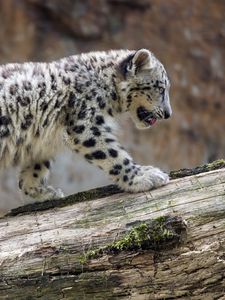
[0,0,224,214]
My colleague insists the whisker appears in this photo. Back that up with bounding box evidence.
[155,111,164,119]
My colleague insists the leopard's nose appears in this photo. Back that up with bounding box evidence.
[164,110,172,119]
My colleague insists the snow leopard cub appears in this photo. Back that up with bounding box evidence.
[0,49,172,201]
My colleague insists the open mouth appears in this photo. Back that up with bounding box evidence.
[137,106,157,126]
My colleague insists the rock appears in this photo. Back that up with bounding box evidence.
[0,0,224,210]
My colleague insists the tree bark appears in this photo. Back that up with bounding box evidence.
[0,161,225,299]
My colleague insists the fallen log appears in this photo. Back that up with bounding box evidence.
[0,160,225,299]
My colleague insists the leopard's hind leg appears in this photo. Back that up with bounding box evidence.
[19,160,64,201]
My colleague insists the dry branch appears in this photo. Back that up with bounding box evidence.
[0,160,225,299]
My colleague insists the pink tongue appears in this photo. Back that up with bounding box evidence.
[149,118,157,126]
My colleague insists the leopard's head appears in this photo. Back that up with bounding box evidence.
[117,49,172,129]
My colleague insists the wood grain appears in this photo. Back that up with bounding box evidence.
[0,168,225,299]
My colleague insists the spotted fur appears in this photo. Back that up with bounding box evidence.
[0,49,172,201]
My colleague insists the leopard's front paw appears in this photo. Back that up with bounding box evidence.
[122,166,169,193]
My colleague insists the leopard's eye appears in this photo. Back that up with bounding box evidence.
[159,87,165,94]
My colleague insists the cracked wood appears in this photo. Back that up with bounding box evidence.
[0,168,225,299]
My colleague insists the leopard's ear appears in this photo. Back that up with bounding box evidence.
[131,49,152,73]
[119,49,155,78]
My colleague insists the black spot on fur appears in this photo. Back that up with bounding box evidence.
[131,174,135,180]
[50,74,55,82]
[69,64,78,72]
[83,138,96,147]
[74,138,80,144]
[9,84,18,95]
[63,77,71,85]
[109,164,122,176]
[73,125,85,134]
[33,173,38,178]
[109,169,120,176]
[123,158,130,165]
[24,97,31,106]
[66,128,72,135]
[107,108,113,116]
[40,102,48,111]
[114,164,122,170]
[85,154,93,160]
[23,81,32,91]
[9,104,15,114]
[68,92,76,107]
[119,53,135,78]
[44,161,50,169]
[39,89,46,97]
[127,98,132,108]
[90,126,101,136]
[17,96,30,107]
[38,82,46,89]
[81,101,87,110]
[153,80,160,88]
[0,127,10,138]
[123,175,128,182]
[65,113,70,123]
[78,109,86,120]
[105,126,112,133]
[91,150,106,159]
[0,116,11,126]
[2,69,11,79]
[97,96,106,109]
[21,114,33,130]
[111,91,117,101]
[69,120,74,127]
[51,82,57,91]
[85,81,91,87]
[105,138,115,143]
[91,89,97,97]
[34,164,41,170]
[54,100,61,109]
[95,115,104,125]
[42,117,48,127]
[75,84,83,94]
[108,148,118,157]
[35,129,40,137]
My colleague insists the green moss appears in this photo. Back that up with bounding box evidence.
[79,215,187,264]
[112,223,149,251]
[170,159,225,179]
